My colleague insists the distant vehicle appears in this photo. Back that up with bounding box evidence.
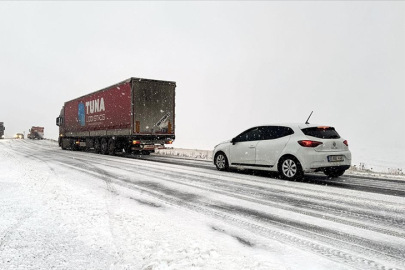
[28,126,44,140]
[56,77,176,155]
[0,122,4,139]
[213,124,351,179]
[14,133,24,139]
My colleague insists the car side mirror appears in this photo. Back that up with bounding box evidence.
[231,138,236,145]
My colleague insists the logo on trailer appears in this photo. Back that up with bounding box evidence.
[78,102,86,126]
[86,98,105,114]
[80,97,106,124]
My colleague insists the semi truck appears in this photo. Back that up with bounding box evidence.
[56,77,176,155]
[0,122,5,139]
[28,126,44,139]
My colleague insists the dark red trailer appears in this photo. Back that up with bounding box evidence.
[56,77,175,155]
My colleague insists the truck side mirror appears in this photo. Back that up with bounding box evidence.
[56,117,63,126]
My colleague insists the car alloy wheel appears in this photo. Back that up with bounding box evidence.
[282,159,297,177]
[279,156,302,180]
[215,153,229,171]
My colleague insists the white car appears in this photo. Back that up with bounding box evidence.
[213,124,351,180]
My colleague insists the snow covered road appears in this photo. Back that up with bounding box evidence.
[1,139,404,270]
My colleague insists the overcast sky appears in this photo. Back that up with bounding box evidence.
[0,2,404,168]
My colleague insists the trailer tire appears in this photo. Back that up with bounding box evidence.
[108,139,116,156]
[94,139,101,154]
[101,138,108,155]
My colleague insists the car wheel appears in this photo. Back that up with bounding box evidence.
[278,156,303,180]
[108,139,115,156]
[101,138,108,155]
[324,169,345,178]
[215,152,229,171]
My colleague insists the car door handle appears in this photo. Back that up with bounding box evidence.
[249,145,256,148]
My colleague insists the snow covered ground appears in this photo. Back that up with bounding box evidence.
[1,139,404,270]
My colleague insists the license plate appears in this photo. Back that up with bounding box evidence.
[328,155,344,162]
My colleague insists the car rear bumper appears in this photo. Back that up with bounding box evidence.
[297,150,352,172]
[312,165,351,172]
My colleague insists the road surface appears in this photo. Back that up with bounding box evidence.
[1,139,404,270]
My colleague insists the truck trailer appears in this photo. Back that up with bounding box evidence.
[0,122,5,139]
[28,126,44,139]
[56,77,176,155]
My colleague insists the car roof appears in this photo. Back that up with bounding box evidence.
[251,123,334,129]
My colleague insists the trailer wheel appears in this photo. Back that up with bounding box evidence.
[108,139,116,156]
[94,139,101,154]
[101,138,108,155]
[70,139,78,151]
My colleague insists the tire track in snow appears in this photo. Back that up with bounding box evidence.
[7,140,405,269]
[48,155,405,270]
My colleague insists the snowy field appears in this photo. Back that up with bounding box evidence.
[1,139,404,270]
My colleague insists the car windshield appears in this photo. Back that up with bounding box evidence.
[301,127,341,139]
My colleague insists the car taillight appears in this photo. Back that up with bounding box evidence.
[343,140,348,146]
[132,140,140,145]
[165,140,173,144]
[298,140,323,147]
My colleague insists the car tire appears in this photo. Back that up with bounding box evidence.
[101,138,108,155]
[324,169,345,178]
[215,152,229,171]
[278,156,303,180]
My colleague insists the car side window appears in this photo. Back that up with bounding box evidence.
[235,128,261,142]
[260,126,294,140]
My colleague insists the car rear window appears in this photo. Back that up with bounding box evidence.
[301,127,340,139]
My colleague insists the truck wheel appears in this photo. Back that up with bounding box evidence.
[108,139,116,156]
[101,138,108,155]
[69,139,78,151]
[94,139,101,154]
